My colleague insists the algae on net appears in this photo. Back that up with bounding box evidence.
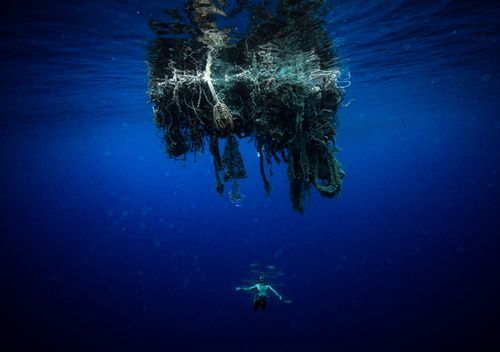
[147,0,345,212]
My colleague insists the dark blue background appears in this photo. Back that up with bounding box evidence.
[1,1,499,351]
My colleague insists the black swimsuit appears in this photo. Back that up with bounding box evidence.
[253,295,267,311]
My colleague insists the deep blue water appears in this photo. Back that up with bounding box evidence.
[1,0,499,351]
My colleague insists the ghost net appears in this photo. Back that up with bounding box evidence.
[147,0,345,212]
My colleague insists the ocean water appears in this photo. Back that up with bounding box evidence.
[1,0,499,351]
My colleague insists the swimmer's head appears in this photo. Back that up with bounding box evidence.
[258,275,265,283]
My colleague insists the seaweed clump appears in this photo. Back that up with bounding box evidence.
[147,0,346,212]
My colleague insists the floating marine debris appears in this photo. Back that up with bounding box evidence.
[147,0,345,212]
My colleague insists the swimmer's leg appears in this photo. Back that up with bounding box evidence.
[253,299,259,312]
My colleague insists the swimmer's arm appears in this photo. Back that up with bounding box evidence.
[236,285,257,291]
[268,286,283,301]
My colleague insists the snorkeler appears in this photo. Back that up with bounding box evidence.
[236,275,283,312]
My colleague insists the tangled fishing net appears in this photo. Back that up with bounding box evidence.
[147,0,345,212]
